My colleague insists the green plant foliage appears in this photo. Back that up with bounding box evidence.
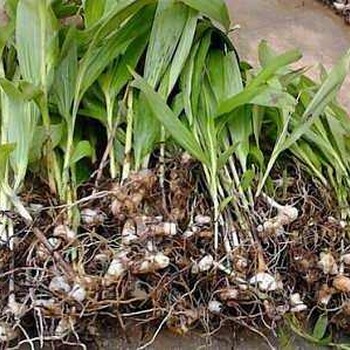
[0,143,15,180]
[0,0,349,224]
[1,0,350,346]
[312,314,329,341]
[179,0,230,31]
[132,72,209,165]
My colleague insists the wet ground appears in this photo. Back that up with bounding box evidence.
[227,0,350,111]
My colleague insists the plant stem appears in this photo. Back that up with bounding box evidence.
[95,108,122,186]
[159,126,167,211]
[62,120,74,199]
[122,88,133,182]
[41,100,58,195]
[0,166,9,245]
[218,169,249,234]
[212,183,219,251]
[207,131,219,251]
[105,94,117,179]
[256,112,291,197]
[7,220,15,309]
[224,137,250,209]
[61,105,79,225]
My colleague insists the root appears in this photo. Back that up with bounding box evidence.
[1,161,349,348]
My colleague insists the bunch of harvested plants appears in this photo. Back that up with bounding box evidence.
[0,0,350,349]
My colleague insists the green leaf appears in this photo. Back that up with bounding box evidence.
[81,0,152,46]
[252,105,264,146]
[249,145,265,169]
[280,67,309,87]
[70,140,93,166]
[258,40,299,81]
[0,78,23,100]
[0,144,15,180]
[79,98,108,126]
[207,49,243,101]
[190,30,211,118]
[0,79,45,104]
[52,0,79,18]
[1,84,39,191]
[100,30,149,98]
[217,85,267,116]
[83,0,106,27]
[29,124,64,164]
[75,4,154,102]
[132,72,209,165]
[52,28,78,119]
[291,141,326,185]
[248,49,302,90]
[180,40,199,125]
[285,49,350,149]
[133,93,160,169]
[287,315,332,346]
[218,49,302,116]
[240,169,255,191]
[180,0,230,31]
[144,0,189,88]
[0,1,16,59]
[258,40,277,68]
[171,92,185,118]
[312,314,328,341]
[103,0,121,14]
[16,0,59,89]
[217,142,238,169]
[251,86,296,112]
[163,8,198,97]
[75,161,92,186]
[195,74,217,155]
[227,106,252,171]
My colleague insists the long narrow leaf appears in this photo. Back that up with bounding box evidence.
[0,80,39,191]
[285,50,350,149]
[52,29,77,119]
[0,144,15,181]
[83,0,107,27]
[75,5,154,102]
[218,50,301,116]
[16,0,58,89]
[132,73,209,165]
[180,0,230,30]
[144,1,188,88]
[162,9,198,96]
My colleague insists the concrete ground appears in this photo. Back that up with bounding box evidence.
[227,0,350,111]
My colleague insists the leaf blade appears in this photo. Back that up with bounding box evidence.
[132,72,209,165]
[180,0,230,30]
